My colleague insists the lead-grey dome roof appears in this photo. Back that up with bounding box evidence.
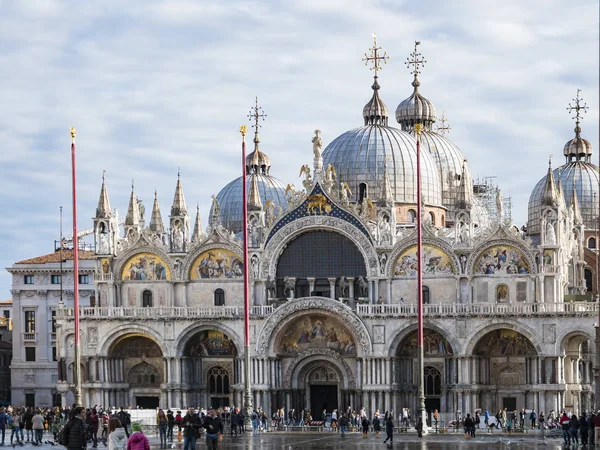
[415,130,471,217]
[211,174,287,234]
[396,77,437,132]
[528,162,600,233]
[322,125,442,206]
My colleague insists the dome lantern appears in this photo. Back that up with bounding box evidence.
[361,33,390,126]
[395,41,437,132]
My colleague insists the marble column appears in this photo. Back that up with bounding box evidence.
[348,278,355,299]
[373,280,379,303]
[307,278,315,296]
[328,278,336,300]
[386,281,392,304]
[368,280,373,303]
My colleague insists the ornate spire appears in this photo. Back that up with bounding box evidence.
[564,89,592,162]
[149,190,165,233]
[125,180,140,226]
[435,111,451,135]
[210,194,221,228]
[95,170,112,219]
[455,159,472,210]
[171,169,188,216]
[396,41,437,131]
[362,33,390,126]
[247,174,263,211]
[542,157,559,207]
[378,158,394,207]
[192,203,204,241]
[246,97,271,174]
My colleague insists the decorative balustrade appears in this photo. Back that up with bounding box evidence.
[54,301,597,321]
[356,302,599,317]
[22,332,37,342]
[93,273,113,282]
[56,305,274,320]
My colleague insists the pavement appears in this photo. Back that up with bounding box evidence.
[0,429,574,449]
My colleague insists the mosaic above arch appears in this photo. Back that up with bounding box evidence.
[189,248,243,280]
[184,330,237,357]
[393,244,455,277]
[397,329,453,357]
[277,313,356,356]
[121,252,171,281]
[474,245,530,275]
[474,329,536,357]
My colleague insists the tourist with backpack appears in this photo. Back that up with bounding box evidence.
[117,409,131,438]
[361,416,370,438]
[166,410,175,443]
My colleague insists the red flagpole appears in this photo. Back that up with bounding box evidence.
[415,123,426,427]
[70,127,82,406]
[240,125,253,423]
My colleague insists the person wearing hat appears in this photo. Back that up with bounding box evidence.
[126,423,149,450]
[202,409,223,450]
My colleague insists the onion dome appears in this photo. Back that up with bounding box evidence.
[211,99,287,234]
[396,41,437,132]
[323,37,442,207]
[529,91,598,233]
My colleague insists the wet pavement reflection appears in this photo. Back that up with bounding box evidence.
[150,433,566,449]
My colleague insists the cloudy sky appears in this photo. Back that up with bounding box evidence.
[0,0,598,296]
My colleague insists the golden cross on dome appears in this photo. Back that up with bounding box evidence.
[436,111,451,135]
[406,40,426,76]
[567,89,588,122]
[362,33,389,76]
[248,96,267,131]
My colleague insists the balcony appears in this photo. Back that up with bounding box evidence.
[54,301,597,321]
[56,305,274,321]
[22,332,37,343]
[356,302,599,318]
[93,273,113,282]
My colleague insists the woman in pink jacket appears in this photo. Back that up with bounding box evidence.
[126,424,149,450]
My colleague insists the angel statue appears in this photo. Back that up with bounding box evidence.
[325,164,337,182]
[299,164,312,191]
[339,182,352,206]
[265,200,277,228]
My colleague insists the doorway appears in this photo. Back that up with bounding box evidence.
[503,397,517,411]
[210,397,229,409]
[135,396,159,409]
[310,385,337,414]
[425,397,441,415]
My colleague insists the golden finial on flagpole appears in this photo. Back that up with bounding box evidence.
[240,125,248,140]
[70,127,76,142]
[414,123,424,136]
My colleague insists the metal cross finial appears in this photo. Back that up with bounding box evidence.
[406,41,426,77]
[362,33,389,76]
[567,89,588,122]
[435,111,451,135]
[102,170,106,182]
[549,154,553,166]
[131,179,135,190]
[248,96,267,131]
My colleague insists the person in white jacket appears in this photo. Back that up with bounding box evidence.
[108,418,127,450]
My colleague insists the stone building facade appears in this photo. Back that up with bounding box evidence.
[8,41,599,417]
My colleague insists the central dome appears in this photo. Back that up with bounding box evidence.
[322,125,442,206]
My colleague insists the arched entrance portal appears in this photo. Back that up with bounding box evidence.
[182,329,237,408]
[473,329,537,411]
[395,329,453,415]
[296,360,344,417]
[108,335,163,408]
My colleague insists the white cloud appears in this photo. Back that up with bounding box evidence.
[0,0,598,296]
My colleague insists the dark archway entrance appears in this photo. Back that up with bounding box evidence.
[310,385,338,415]
[136,396,159,409]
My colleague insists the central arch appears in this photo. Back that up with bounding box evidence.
[256,298,372,357]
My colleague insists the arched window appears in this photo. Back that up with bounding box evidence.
[207,367,230,394]
[585,269,593,292]
[429,212,435,225]
[589,237,597,249]
[441,215,445,227]
[358,183,368,203]
[424,366,441,396]
[142,290,153,307]
[128,362,160,386]
[408,209,417,224]
[422,286,430,304]
[214,289,225,306]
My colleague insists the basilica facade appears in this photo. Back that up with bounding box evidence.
[9,41,599,419]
